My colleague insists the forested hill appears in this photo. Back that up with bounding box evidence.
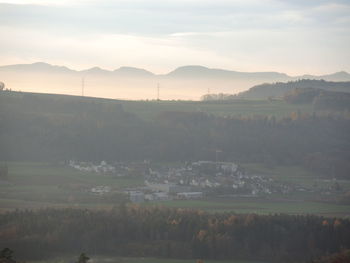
[235,79,350,100]
[1,90,350,178]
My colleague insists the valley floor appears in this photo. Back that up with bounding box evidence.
[1,162,349,217]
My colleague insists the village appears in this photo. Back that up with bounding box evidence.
[68,160,298,203]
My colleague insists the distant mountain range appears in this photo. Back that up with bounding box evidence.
[1,62,349,100]
[0,62,155,77]
[166,65,291,80]
[1,62,349,81]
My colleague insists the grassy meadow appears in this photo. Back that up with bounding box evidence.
[120,99,314,120]
[1,90,314,120]
[0,162,142,212]
[242,163,350,189]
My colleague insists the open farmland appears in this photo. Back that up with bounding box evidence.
[120,99,314,120]
[0,162,143,212]
[1,91,314,121]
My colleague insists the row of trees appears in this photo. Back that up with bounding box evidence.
[0,248,89,263]
[311,249,350,263]
[284,87,350,111]
[0,206,349,262]
[236,79,350,100]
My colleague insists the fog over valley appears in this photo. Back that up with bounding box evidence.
[1,62,349,100]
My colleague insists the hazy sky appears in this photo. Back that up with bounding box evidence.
[0,0,349,75]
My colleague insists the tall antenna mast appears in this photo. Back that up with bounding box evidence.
[81,77,85,97]
[157,83,160,101]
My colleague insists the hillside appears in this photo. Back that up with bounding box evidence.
[283,87,350,111]
[1,90,349,179]
[235,79,350,100]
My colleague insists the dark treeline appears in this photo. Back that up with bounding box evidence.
[1,92,350,178]
[202,79,350,101]
[284,88,350,111]
[0,207,349,262]
[311,249,350,263]
[202,81,350,112]
[234,79,350,100]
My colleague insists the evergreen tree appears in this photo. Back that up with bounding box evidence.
[76,253,90,263]
[0,248,13,260]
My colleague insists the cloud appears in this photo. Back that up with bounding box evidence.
[0,0,349,75]
[0,1,315,35]
[0,25,236,73]
[1,0,349,35]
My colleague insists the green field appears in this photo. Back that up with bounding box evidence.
[0,162,143,212]
[241,163,350,191]
[120,100,314,120]
[2,90,314,120]
[1,162,350,217]
[5,162,143,188]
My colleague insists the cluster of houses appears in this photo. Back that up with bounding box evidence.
[69,160,116,174]
[68,160,294,203]
[68,160,149,177]
[122,161,291,203]
[144,161,287,198]
[126,189,204,203]
[91,185,111,195]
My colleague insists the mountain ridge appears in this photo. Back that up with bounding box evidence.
[1,62,349,81]
[1,62,350,100]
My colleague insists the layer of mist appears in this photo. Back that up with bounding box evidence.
[1,62,349,100]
